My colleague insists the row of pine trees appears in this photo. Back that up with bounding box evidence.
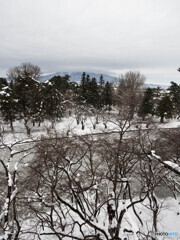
[0,67,114,131]
[0,63,180,132]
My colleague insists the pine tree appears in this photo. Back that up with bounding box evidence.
[7,63,41,120]
[156,94,173,123]
[87,77,100,108]
[99,74,105,109]
[0,78,8,88]
[168,81,180,118]
[79,72,93,104]
[102,81,113,111]
[41,81,64,124]
[79,72,87,102]
[0,85,17,130]
[49,75,70,94]
[139,87,155,120]
[99,74,105,88]
[7,63,42,134]
[85,74,91,103]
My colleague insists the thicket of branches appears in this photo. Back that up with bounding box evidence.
[0,120,180,239]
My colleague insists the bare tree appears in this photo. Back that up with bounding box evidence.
[1,126,179,239]
[22,127,160,239]
[7,63,41,83]
[116,71,145,119]
[0,137,35,240]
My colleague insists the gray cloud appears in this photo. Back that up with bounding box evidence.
[0,0,180,85]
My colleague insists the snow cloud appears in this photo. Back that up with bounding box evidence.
[0,0,180,84]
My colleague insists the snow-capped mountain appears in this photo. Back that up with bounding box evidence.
[39,72,118,83]
[39,72,168,88]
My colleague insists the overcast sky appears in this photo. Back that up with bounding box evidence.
[0,0,180,85]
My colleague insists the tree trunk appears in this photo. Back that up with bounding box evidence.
[24,119,31,135]
[152,194,158,232]
[10,119,14,131]
[81,121,84,130]
[103,123,107,129]
[160,115,164,123]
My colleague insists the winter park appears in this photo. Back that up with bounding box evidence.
[0,1,180,240]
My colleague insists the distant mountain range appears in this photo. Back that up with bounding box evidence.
[39,72,168,88]
[144,83,168,89]
[39,72,118,83]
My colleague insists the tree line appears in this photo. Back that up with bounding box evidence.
[0,63,180,133]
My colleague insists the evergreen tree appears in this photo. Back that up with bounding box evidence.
[14,76,41,119]
[78,73,106,109]
[0,85,17,130]
[30,81,43,125]
[99,74,105,88]
[79,72,93,105]
[79,72,87,102]
[168,81,180,118]
[85,74,91,103]
[156,94,173,123]
[49,75,70,94]
[139,87,155,120]
[102,81,113,111]
[86,74,91,84]
[41,81,64,124]
[7,63,41,119]
[0,78,8,88]
[7,63,42,133]
[99,74,105,109]
[88,77,100,108]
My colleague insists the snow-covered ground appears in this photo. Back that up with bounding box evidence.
[1,116,180,144]
[0,116,180,240]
